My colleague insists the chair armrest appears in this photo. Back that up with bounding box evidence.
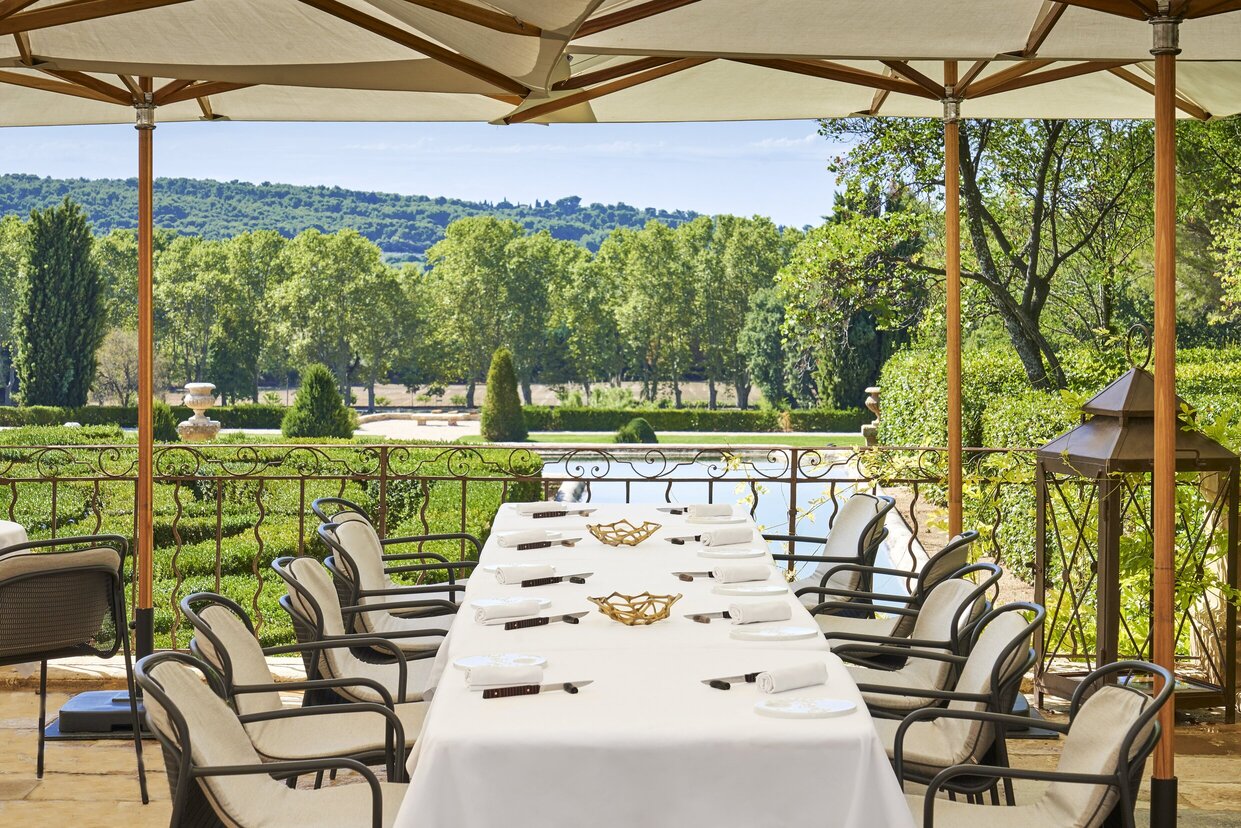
[894,706,1069,780]
[356,585,464,606]
[920,765,1114,827]
[770,553,859,565]
[762,532,828,544]
[383,533,482,554]
[795,584,916,603]
[811,600,919,618]
[237,701,408,781]
[231,677,397,711]
[342,598,458,616]
[193,758,386,828]
[382,565,474,582]
[263,637,409,701]
[854,682,988,706]
[380,551,451,564]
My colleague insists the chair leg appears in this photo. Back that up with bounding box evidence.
[121,625,150,804]
[36,660,47,778]
[314,770,325,789]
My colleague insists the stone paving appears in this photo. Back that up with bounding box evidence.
[1,674,1239,826]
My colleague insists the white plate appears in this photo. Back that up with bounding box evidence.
[712,583,789,597]
[729,625,819,642]
[686,515,747,525]
[452,653,547,671]
[754,698,857,719]
[470,597,552,610]
[698,547,766,559]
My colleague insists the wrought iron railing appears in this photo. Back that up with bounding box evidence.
[0,441,1038,650]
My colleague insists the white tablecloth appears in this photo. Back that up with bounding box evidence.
[396,503,915,828]
[0,520,28,550]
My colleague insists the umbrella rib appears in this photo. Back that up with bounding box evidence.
[399,0,540,36]
[0,0,193,37]
[196,95,215,119]
[0,67,124,104]
[1022,1,1068,57]
[956,60,991,96]
[866,72,892,116]
[38,67,132,104]
[1055,0,1157,19]
[159,80,251,106]
[881,60,944,98]
[1192,0,1241,16]
[296,0,528,96]
[553,56,677,91]
[0,0,38,21]
[11,30,30,63]
[1108,66,1211,119]
[961,59,1055,98]
[971,60,1136,97]
[738,58,938,100]
[153,78,196,102]
[575,0,703,39]
[505,56,710,123]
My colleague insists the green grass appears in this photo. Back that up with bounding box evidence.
[458,432,864,448]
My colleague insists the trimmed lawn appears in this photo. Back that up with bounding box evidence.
[459,432,865,448]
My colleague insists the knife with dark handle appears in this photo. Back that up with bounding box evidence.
[500,612,588,630]
[526,508,596,519]
[667,534,702,545]
[520,572,592,587]
[657,506,689,515]
[687,611,732,624]
[481,681,593,699]
[672,570,715,581]
[514,537,582,551]
[702,672,761,690]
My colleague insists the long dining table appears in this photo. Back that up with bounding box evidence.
[395,502,916,828]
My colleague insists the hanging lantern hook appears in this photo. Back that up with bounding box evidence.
[1125,323,1152,370]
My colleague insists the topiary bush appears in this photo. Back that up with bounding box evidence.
[480,347,527,442]
[281,363,354,439]
[153,399,179,442]
[615,417,658,444]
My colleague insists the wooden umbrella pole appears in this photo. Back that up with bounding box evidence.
[134,83,155,657]
[1150,14,1180,828]
[943,61,963,537]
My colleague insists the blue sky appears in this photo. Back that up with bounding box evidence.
[1,120,842,227]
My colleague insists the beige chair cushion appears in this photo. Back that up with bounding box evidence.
[247,701,427,761]
[905,686,1152,828]
[813,494,883,581]
[815,613,901,638]
[145,659,408,827]
[283,558,434,702]
[0,520,28,549]
[194,605,282,716]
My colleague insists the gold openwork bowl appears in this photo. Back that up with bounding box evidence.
[587,591,682,626]
[587,519,661,547]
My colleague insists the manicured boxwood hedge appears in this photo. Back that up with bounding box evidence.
[522,406,863,433]
[0,403,287,430]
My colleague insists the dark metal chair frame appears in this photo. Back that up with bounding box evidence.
[904,660,1172,828]
[766,493,897,604]
[840,602,1046,803]
[311,497,480,613]
[180,592,411,782]
[270,555,450,705]
[0,533,148,803]
[813,562,1003,665]
[135,651,392,828]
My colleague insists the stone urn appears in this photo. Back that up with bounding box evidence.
[861,386,881,446]
[176,382,222,442]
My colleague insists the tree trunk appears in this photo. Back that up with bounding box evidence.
[367,380,376,413]
[735,381,751,410]
[582,381,591,405]
[465,381,476,408]
[673,377,682,408]
[337,358,350,403]
[521,379,533,406]
[707,379,717,410]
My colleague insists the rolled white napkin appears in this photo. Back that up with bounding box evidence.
[496,530,562,548]
[757,661,829,694]
[687,504,733,518]
[514,502,566,515]
[729,600,792,625]
[473,599,544,623]
[494,564,556,585]
[712,564,773,584]
[465,663,545,688]
[700,527,753,547]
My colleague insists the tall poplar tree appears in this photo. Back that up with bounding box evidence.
[15,198,107,406]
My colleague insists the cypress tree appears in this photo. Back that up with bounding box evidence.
[14,198,107,406]
[282,363,354,439]
[480,347,527,442]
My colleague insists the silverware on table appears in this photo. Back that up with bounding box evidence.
[672,570,715,581]
[701,672,761,690]
[480,680,594,699]
[487,611,590,630]
[521,571,593,587]
[686,611,732,624]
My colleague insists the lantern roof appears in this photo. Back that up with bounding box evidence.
[1037,367,1238,475]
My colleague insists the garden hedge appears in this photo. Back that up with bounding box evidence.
[0,403,287,430]
[522,406,863,433]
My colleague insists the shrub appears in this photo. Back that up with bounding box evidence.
[615,417,658,444]
[523,406,862,433]
[153,399,179,442]
[0,403,286,429]
[480,348,527,442]
[281,364,354,439]
[0,423,124,446]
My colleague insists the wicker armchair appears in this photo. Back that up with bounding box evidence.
[0,533,147,803]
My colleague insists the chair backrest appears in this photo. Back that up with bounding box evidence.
[908,564,998,650]
[932,603,1044,764]
[318,521,393,631]
[1043,661,1170,828]
[137,652,297,825]
[814,493,894,579]
[0,536,127,664]
[310,497,373,527]
[914,531,979,598]
[181,593,282,717]
[272,555,368,685]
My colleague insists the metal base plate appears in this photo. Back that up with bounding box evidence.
[46,691,150,739]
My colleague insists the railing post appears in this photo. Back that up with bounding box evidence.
[786,448,798,574]
[378,445,389,538]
